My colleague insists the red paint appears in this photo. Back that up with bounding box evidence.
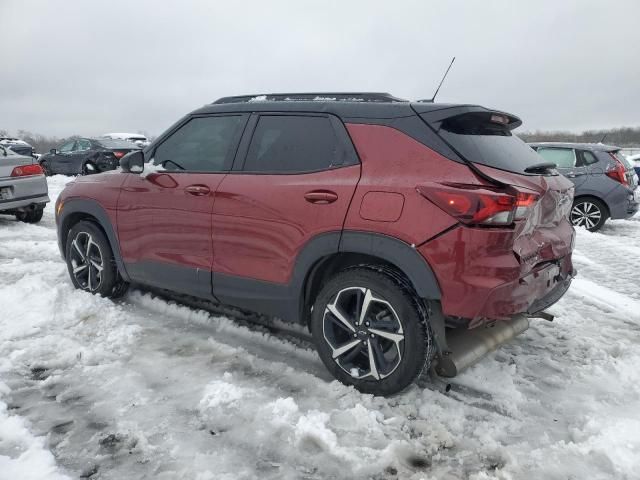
[212,165,360,283]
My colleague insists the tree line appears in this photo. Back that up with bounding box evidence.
[0,129,153,154]
[518,126,640,146]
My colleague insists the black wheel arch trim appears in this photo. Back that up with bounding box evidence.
[57,198,130,281]
[338,231,441,300]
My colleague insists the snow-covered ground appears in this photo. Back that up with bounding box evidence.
[1,175,639,480]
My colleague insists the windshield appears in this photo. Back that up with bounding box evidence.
[436,112,546,175]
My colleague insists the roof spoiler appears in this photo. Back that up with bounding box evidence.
[413,105,522,131]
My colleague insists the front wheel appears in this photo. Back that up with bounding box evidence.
[310,267,434,396]
[82,162,98,175]
[65,221,128,297]
[570,198,607,232]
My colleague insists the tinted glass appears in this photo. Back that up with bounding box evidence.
[77,139,92,151]
[579,150,598,166]
[244,116,342,172]
[536,148,576,168]
[436,113,545,174]
[97,139,141,149]
[59,141,75,153]
[154,116,244,172]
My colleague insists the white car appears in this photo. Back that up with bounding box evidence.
[101,132,150,147]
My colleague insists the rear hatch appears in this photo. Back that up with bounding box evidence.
[414,106,575,271]
[610,150,638,190]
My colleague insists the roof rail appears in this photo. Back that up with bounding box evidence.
[212,92,407,104]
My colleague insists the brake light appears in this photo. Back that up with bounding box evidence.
[606,153,629,186]
[113,151,127,159]
[11,164,43,177]
[417,183,539,226]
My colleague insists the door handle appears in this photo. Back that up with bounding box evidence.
[304,190,338,204]
[185,184,211,196]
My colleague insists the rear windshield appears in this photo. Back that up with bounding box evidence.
[97,139,141,149]
[436,113,546,174]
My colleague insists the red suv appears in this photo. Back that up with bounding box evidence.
[56,93,575,395]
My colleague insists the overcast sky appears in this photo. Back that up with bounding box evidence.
[1,0,639,138]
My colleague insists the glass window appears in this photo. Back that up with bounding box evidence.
[153,115,244,172]
[536,148,576,168]
[244,115,343,172]
[579,150,598,166]
[436,112,545,174]
[59,141,76,153]
[98,139,140,149]
[77,139,92,151]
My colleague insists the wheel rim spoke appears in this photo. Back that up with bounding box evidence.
[326,303,355,333]
[366,340,380,380]
[358,288,373,326]
[332,339,361,359]
[73,264,88,274]
[368,328,404,343]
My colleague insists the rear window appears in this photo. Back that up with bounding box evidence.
[97,139,141,149]
[436,113,547,174]
[536,148,576,168]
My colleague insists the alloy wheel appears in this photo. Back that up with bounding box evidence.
[69,231,104,292]
[322,287,404,380]
[570,201,602,229]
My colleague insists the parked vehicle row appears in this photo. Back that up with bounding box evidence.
[55,92,576,395]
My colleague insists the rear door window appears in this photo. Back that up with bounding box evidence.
[577,150,598,166]
[59,141,76,153]
[243,115,346,173]
[536,148,576,168]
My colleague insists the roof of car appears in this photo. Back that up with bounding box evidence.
[193,92,492,120]
[528,142,620,152]
[102,133,148,139]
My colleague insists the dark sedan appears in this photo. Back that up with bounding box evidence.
[39,138,141,176]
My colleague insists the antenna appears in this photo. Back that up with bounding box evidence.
[599,133,607,144]
[429,56,456,102]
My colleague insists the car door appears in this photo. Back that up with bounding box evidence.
[536,147,588,189]
[211,113,361,311]
[51,140,77,174]
[117,114,248,298]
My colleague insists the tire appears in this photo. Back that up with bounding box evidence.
[15,207,44,223]
[82,162,97,175]
[570,197,607,232]
[40,161,52,176]
[65,220,129,297]
[310,266,434,396]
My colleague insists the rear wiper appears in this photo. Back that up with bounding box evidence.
[525,162,556,174]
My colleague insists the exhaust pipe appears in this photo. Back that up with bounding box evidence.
[435,314,529,378]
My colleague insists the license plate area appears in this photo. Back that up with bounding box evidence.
[0,187,13,200]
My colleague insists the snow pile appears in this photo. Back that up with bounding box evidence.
[0,174,639,479]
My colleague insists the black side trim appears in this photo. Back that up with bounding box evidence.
[57,199,130,282]
[127,261,213,300]
[213,232,342,323]
[339,231,441,300]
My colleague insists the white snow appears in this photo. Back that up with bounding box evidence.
[0,174,639,479]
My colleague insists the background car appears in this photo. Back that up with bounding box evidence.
[102,132,150,147]
[627,153,640,177]
[39,137,142,175]
[530,142,639,231]
[0,144,49,222]
[0,137,35,157]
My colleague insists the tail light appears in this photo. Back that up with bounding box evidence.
[417,183,539,226]
[11,164,43,177]
[606,153,629,187]
[113,151,127,160]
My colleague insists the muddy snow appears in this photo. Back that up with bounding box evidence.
[0,175,639,479]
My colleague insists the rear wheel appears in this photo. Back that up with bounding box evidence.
[570,198,607,232]
[65,221,128,297]
[82,162,97,175]
[310,267,434,396]
[15,206,44,223]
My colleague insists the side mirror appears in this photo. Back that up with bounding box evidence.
[120,150,144,173]
[50,148,57,154]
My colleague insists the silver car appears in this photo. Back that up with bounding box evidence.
[529,142,639,231]
[0,144,49,223]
